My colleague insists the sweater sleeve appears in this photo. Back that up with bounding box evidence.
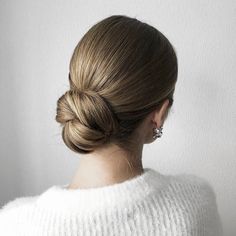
[176,173,224,236]
[200,180,224,236]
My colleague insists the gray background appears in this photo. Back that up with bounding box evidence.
[0,0,235,235]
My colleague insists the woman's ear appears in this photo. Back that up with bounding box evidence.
[152,99,170,127]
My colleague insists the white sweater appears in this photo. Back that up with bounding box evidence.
[0,168,223,236]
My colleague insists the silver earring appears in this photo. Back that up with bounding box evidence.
[153,125,163,139]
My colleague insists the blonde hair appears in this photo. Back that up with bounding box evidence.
[56,15,178,154]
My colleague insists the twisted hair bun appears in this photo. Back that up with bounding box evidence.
[55,89,120,153]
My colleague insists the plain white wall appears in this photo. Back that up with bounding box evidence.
[0,0,235,235]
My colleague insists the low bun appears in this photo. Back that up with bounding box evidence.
[55,89,120,154]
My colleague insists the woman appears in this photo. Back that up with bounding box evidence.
[0,15,223,235]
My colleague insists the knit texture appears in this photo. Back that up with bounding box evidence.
[0,168,223,236]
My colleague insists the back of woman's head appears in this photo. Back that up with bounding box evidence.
[55,15,178,154]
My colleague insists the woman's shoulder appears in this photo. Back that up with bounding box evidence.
[169,172,215,189]
[178,172,217,194]
[0,196,38,211]
[148,168,217,204]
[154,172,224,235]
[0,195,40,235]
[163,172,218,203]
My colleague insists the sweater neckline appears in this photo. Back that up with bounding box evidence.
[36,167,164,213]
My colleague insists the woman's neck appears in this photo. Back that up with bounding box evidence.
[67,143,144,189]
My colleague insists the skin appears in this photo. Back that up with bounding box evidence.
[67,99,170,189]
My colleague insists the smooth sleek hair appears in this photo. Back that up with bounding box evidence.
[55,15,178,155]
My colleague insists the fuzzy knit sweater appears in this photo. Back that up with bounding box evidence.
[0,168,223,236]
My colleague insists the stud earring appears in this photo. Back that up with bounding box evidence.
[153,125,163,139]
